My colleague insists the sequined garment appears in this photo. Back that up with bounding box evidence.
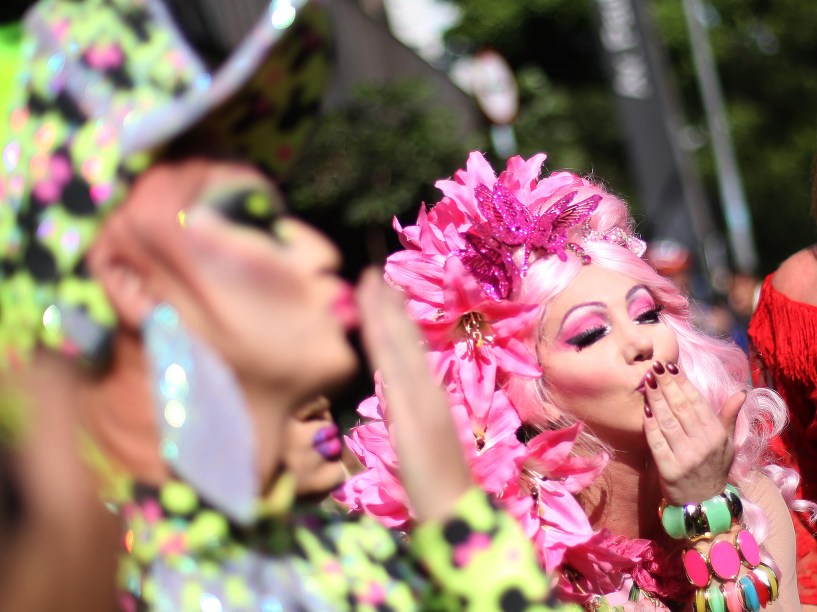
[118,481,571,611]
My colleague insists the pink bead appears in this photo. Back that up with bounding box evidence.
[710,539,741,580]
[736,529,760,568]
[683,549,711,588]
[723,580,743,612]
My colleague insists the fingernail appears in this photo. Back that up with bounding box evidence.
[645,371,657,389]
[666,362,679,375]
[652,361,665,375]
[644,404,653,418]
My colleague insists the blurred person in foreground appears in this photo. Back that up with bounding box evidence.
[0,0,566,609]
[283,395,348,504]
[748,157,817,607]
[0,13,119,612]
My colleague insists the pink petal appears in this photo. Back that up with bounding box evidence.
[486,301,540,336]
[529,171,579,209]
[536,481,595,547]
[385,251,445,304]
[484,391,522,439]
[418,316,461,348]
[492,337,542,378]
[428,197,472,235]
[425,348,458,384]
[434,152,498,219]
[471,436,525,493]
[392,215,421,250]
[500,153,547,198]
[442,257,486,315]
[356,395,383,421]
[464,151,499,190]
[526,424,608,491]
[453,342,496,419]
[526,423,584,472]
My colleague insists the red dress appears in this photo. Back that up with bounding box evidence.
[748,274,817,603]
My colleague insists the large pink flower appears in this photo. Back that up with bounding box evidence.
[461,390,527,495]
[494,476,594,572]
[389,255,541,416]
[525,423,609,493]
[337,384,528,526]
[334,376,412,529]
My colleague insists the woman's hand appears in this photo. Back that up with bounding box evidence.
[356,268,472,523]
[642,360,744,505]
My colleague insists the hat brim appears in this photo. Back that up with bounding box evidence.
[119,0,331,180]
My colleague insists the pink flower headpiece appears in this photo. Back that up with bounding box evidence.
[454,158,645,301]
[336,151,646,590]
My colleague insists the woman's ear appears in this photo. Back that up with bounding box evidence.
[86,230,156,331]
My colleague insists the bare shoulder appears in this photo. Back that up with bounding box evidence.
[741,471,799,609]
[772,245,817,304]
[742,470,792,519]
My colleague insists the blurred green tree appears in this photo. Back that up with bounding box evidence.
[444,0,817,274]
[287,79,485,229]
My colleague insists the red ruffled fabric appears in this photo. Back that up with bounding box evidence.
[748,274,817,604]
[557,530,691,605]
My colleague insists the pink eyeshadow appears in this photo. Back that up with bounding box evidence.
[628,292,656,316]
[559,312,606,344]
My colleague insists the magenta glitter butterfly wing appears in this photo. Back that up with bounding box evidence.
[458,227,518,301]
[531,191,601,258]
[474,183,532,248]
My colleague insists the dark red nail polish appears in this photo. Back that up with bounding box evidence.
[666,362,679,375]
[652,361,665,374]
[644,404,653,417]
[645,371,657,389]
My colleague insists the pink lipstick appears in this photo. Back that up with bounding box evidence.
[331,283,359,331]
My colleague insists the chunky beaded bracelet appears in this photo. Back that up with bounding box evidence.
[659,484,743,541]
[691,563,779,612]
[682,529,762,587]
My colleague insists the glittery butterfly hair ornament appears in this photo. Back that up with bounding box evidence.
[458,159,646,301]
[336,151,647,574]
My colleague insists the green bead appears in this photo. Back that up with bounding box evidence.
[707,583,725,612]
[661,504,687,539]
[159,481,198,515]
[187,510,229,551]
[702,494,732,535]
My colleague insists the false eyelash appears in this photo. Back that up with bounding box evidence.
[566,325,608,350]
[635,305,664,324]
